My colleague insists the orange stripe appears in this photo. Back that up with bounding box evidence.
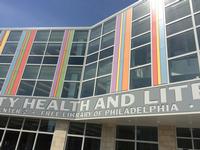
[122,8,132,91]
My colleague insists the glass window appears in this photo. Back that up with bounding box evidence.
[132,16,150,37]
[2,43,18,54]
[0,80,4,92]
[88,38,100,54]
[17,132,36,150]
[38,66,56,80]
[137,126,158,141]
[90,25,102,40]
[165,0,191,23]
[85,123,102,137]
[101,32,115,49]
[116,125,135,139]
[195,13,200,26]
[45,43,61,55]
[70,43,86,56]
[43,57,58,64]
[84,63,97,80]
[95,76,111,95]
[194,139,200,149]
[0,56,13,63]
[61,82,79,98]
[68,57,84,65]
[17,80,35,96]
[197,28,200,46]
[166,17,193,35]
[192,0,200,12]
[30,43,46,55]
[2,131,19,150]
[0,64,9,78]
[81,80,95,98]
[165,0,175,5]
[131,32,150,48]
[167,30,196,57]
[177,128,191,137]
[34,30,50,41]
[27,56,43,64]
[130,65,151,89]
[0,116,8,128]
[23,118,39,130]
[169,54,200,82]
[65,137,82,150]
[8,117,24,129]
[193,128,200,138]
[99,47,113,59]
[73,30,88,42]
[103,17,116,34]
[132,0,150,20]
[7,31,22,41]
[137,143,158,150]
[116,141,135,150]
[97,57,112,76]
[33,81,52,97]
[34,134,53,150]
[0,130,3,142]
[131,44,151,67]
[49,30,64,41]
[83,138,100,150]
[177,138,192,149]
[65,66,82,81]
[39,120,55,132]
[22,65,40,79]
[68,122,85,135]
[86,53,98,64]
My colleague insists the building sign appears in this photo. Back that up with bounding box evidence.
[0,79,200,120]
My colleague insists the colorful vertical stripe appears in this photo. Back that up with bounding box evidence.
[151,0,168,86]
[1,30,37,95]
[50,30,74,98]
[0,31,10,54]
[111,8,132,93]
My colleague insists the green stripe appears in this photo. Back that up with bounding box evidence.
[56,30,74,97]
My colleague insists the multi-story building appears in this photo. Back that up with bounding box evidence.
[0,0,200,149]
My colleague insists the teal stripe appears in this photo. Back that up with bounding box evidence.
[159,3,168,84]
[1,31,26,95]
[118,12,126,91]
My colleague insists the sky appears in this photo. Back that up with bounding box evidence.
[0,0,137,28]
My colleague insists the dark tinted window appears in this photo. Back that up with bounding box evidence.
[68,57,84,65]
[116,126,135,139]
[2,43,18,54]
[101,32,115,49]
[90,25,102,40]
[22,65,40,79]
[95,76,111,95]
[81,80,95,98]
[27,56,43,64]
[88,38,100,54]
[132,17,150,36]
[61,82,79,98]
[65,66,82,81]
[86,53,98,64]
[33,81,52,97]
[99,47,113,59]
[73,30,88,42]
[98,58,112,76]
[17,81,35,96]
[84,63,97,80]
[49,30,64,41]
[43,57,58,64]
[8,31,22,41]
[131,32,150,48]
[0,56,13,63]
[45,43,61,55]
[70,43,86,56]
[30,43,46,55]
[35,30,50,41]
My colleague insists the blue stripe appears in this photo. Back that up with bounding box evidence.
[159,5,168,84]
[1,31,26,94]
[118,12,126,91]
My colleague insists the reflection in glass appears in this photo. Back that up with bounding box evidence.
[192,0,200,12]
[39,120,56,132]
[131,32,150,48]
[68,57,84,65]
[33,81,52,97]
[2,131,19,150]
[132,0,150,20]
[17,80,35,96]
[169,54,200,82]
[61,82,80,98]
[27,56,43,64]
[34,30,50,41]
[17,132,36,150]
[86,53,98,64]
[0,56,13,63]
[84,63,97,80]
[90,25,102,40]
[73,30,88,42]
[98,58,112,76]
[81,80,95,98]
[43,57,58,64]
[130,66,151,89]
[45,43,61,55]
[95,76,111,95]
[49,30,64,41]
[99,47,113,59]
[30,43,46,55]
[88,38,100,54]
[101,32,115,49]
[7,31,22,41]
[0,65,9,78]
[165,0,191,23]
[38,66,56,80]
[103,17,116,34]
[65,66,82,81]
[2,43,18,54]
[70,43,86,56]
[132,17,150,36]
[22,65,40,79]
[68,122,85,135]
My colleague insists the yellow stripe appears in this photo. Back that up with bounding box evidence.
[156,2,161,84]
[116,13,123,91]
[0,31,10,54]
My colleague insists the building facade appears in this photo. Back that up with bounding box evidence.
[0,0,200,149]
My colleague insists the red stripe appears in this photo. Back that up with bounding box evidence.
[11,30,37,95]
[152,9,158,86]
